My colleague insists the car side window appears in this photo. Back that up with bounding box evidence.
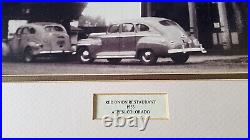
[136,24,150,32]
[108,24,120,33]
[16,28,23,35]
[122,23,134,32]
[29,27,36,34]
[54,26,64,32]
[45,26,53,32]
[22,27,30,34]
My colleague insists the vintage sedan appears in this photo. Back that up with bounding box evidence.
[8,22,71,62]
[76,17,206,65]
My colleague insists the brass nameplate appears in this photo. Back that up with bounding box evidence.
[93,93,169,120]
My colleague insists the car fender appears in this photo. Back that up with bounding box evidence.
[2,40,10,57]
[77,38,102,55]
[23,41,43,55]
[136,36,169,56]
[27,41,41,47]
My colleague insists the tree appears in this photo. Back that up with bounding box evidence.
[231,2,248,49]
[78,15,106,27]
[232,3,244,34]
[2,2,87,37]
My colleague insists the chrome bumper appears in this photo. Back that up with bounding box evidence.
[38,50,73,54]
[168,44,207,54]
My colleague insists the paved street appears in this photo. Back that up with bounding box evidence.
[2,55,248,75]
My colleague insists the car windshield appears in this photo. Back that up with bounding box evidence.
[45,26,65,32]
[108,24,119,33]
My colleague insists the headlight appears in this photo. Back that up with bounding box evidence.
[71,45,77,51]
[35,43,43,48]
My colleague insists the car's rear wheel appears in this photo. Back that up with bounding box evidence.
[23,48,34,63]
[139,50,158,65]
[171,53,189,64]
[107,58,122,64]
[78,48,94,64]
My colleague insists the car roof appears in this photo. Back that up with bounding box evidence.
[111,17,171,25]
[20,22,62,28]
[30,22,62,26]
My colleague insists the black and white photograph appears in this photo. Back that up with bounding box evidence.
[2,2,248,75]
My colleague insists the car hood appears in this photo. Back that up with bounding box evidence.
[89,32,106,38]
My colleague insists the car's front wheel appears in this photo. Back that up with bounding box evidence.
[23,48,34,63]
[78,48,94,64]
[171,53,189,64]
[107,58,122,64]
[139,50,158,65]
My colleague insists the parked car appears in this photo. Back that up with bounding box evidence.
[76,17,206,65]
[8,22,71,62]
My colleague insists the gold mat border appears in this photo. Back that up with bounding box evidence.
[2,73,247,82]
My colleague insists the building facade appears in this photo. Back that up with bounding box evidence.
[141,2,248,52]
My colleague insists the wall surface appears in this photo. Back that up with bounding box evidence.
[2,80,248,138]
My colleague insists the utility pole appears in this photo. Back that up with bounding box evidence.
[217,2,231,50]
[232,2,243,34]
[146,2,151,17]
[188,2,198,38]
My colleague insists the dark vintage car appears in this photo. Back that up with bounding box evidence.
[8,22,71,62]
[75,17,206,65]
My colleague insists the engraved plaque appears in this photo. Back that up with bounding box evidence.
[93,93,169,119]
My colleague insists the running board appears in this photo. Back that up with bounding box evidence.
[96,55,135,59]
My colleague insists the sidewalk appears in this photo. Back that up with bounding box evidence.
[189,55,248,64]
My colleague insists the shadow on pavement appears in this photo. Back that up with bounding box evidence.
[5,55,246,66]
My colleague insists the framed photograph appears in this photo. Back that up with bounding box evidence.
[2,2,248,138]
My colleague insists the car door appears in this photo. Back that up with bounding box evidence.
[19,27,31,53]
[11,27,23,55]
[135,23,151,41]
[98,24,120,57]
[119,23,136,57]
[27,26,51,52]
